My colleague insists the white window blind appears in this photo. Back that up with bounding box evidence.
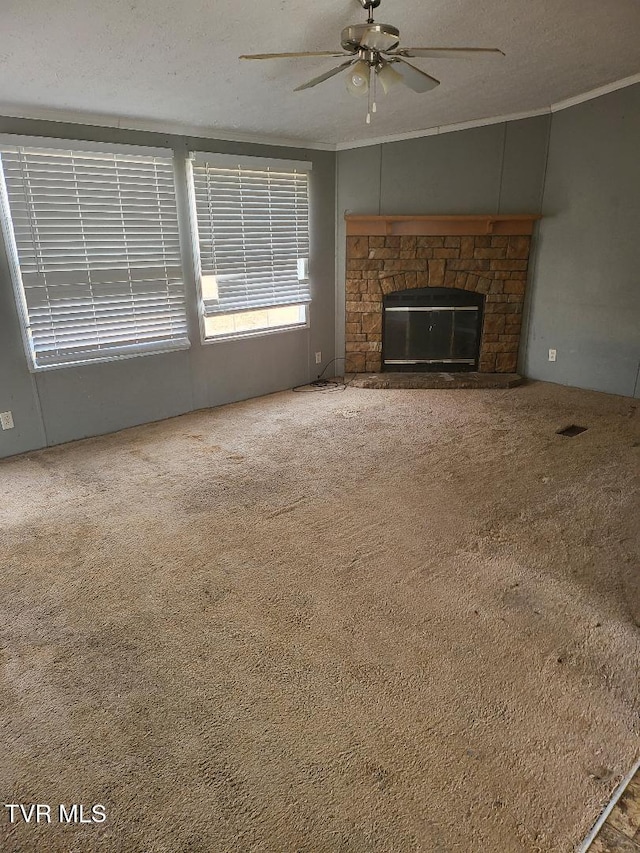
[0,144,188,369]
[190,154,311,318]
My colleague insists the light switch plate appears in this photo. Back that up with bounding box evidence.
[0,411,14,430]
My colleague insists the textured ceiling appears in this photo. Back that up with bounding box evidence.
[1,0,639,148]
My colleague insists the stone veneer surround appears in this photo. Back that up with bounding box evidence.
[345,226,535,375]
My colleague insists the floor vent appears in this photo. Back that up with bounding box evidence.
[557,424,588,437]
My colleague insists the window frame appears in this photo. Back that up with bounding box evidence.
[186,151,312,345]
[0,135,189,372]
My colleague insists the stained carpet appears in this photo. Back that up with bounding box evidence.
[0,380,639,852]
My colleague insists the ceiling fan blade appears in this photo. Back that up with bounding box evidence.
[294,59,355,92]
[240,51,348,60]
[390,47,505,59]
[393,59,440,93]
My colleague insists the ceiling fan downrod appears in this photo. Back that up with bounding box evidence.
[358,0,381,25]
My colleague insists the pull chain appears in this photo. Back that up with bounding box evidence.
[372,65,377,113]
[366,64,375,123]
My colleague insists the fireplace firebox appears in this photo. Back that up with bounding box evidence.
[383,287,484,372]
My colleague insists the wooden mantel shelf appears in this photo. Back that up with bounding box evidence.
[345,214,541,237]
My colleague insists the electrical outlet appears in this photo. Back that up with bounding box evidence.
[548,349,557,362]
[0,411,14,430]
[315,351,322,364]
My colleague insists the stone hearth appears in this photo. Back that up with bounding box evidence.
[345,215,538,374]
[347,372,523,390]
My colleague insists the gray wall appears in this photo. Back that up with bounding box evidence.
[0,119,336,458]
[524,85,640,397]
[335,116,551,370]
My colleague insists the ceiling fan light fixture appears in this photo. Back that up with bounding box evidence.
[376,61,403,94]
[240,0,504,127]
[346,59,370,97]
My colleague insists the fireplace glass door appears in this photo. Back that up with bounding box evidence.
[383,287,484,372]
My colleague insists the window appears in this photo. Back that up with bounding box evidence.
[189,152,311,340]
[0,142,188,369]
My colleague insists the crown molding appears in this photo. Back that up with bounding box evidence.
[1,71,639,153]
[334,108,552,150]
[0,105,335,152]
[335,71,640,151]
[549,71,640,114]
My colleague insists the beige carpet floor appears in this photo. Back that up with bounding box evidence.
[0,380,639,852]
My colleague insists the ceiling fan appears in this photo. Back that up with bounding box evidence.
[240,0,505,123]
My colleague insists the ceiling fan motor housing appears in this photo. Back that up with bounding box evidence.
[341,23,400,54]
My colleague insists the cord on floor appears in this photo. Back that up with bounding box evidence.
[292,357,358,392]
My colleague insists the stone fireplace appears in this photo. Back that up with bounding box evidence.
[345,215,539,375]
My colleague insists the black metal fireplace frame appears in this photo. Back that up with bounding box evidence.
[382,287,485,373]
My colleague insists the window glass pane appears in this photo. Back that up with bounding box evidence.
[204,304,306,339]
